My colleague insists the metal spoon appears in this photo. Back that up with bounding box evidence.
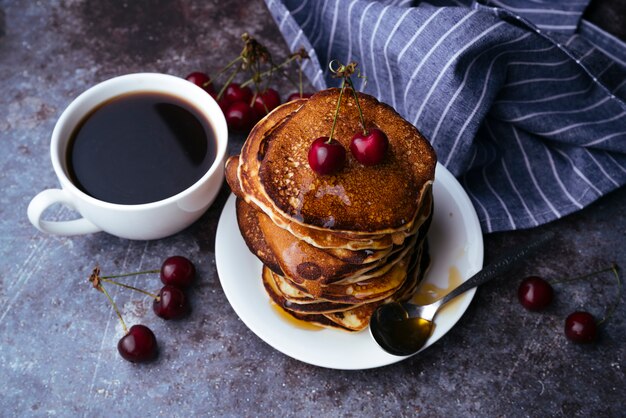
[370,232,554,356]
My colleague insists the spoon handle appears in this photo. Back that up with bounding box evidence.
[439,232,554,306]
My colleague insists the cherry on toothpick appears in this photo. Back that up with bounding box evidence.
[518,276,554,311]
[350,128,389,166]
[308,137,346,175]
[117,324,158,363]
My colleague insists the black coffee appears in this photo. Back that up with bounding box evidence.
[67,92,216,205]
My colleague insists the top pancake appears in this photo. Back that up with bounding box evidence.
[253,88,436,233]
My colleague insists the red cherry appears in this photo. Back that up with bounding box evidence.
[224,101,255,132]
[287,92,314,102]
[153,285,191,320]
[160,256,196,288]
[350,128,389,166]
[224,83,253,105]
[518,276,554,311]
[565,311,598,343]
[253,88,281,117]
[308,137,346,175]
[117,325,158,363]
[210,92,231,113]
[185,72,214,94]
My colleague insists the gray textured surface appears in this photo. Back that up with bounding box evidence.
[1,1,624,417]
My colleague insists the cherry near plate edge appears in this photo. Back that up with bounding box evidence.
[215,162,484,370]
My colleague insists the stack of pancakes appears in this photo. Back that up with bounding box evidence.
[225,88,436,331]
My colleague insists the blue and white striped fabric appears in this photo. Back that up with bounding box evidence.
[263,0,626,233]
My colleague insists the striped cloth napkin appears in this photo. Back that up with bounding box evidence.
[263,0,626,233]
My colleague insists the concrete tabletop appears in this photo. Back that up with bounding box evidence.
[1,1,624,416]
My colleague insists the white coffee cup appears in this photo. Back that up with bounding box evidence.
[27,73,228,240]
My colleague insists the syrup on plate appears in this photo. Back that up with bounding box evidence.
[270,302,322,331]
[412,266,463,314]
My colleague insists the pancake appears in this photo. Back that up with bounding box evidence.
[273,239,424,304]
[321,242,430,331]
[226,88,437,332]
[236,194,431,286]
[262,266,355,331]
[235,197,282,275]
[262,266,358,313]
[272,246,413,302]
[262,243,430,331]
[229,154,399,251]
[235,196,393,282]
[240,88,436,235]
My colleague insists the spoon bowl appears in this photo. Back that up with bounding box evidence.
[370,302,435,356]
[370,232,554,356]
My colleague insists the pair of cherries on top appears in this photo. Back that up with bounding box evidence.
[308,128,389,175]
[306,61,390,175]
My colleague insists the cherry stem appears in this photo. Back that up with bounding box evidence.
[100,277,159,300]
[298,57,303,96]
[279,68,299,92]
[279,54,305,93]
[240,55,299,88]
[551,265,617,285]
[99,281,128,334]
[551,263,622,326]
[216,68,240,100]
[598,264,621,326]
[345,77,367,135]
[283,49,310,92]
[214,55,243,78]
[100,269,159,279]
[328,78,346,143]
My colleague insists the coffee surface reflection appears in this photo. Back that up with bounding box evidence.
[66,91,216,205]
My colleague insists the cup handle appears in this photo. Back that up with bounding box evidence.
[27,189,102,236]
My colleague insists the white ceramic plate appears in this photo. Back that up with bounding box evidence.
[215,163,483,370]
